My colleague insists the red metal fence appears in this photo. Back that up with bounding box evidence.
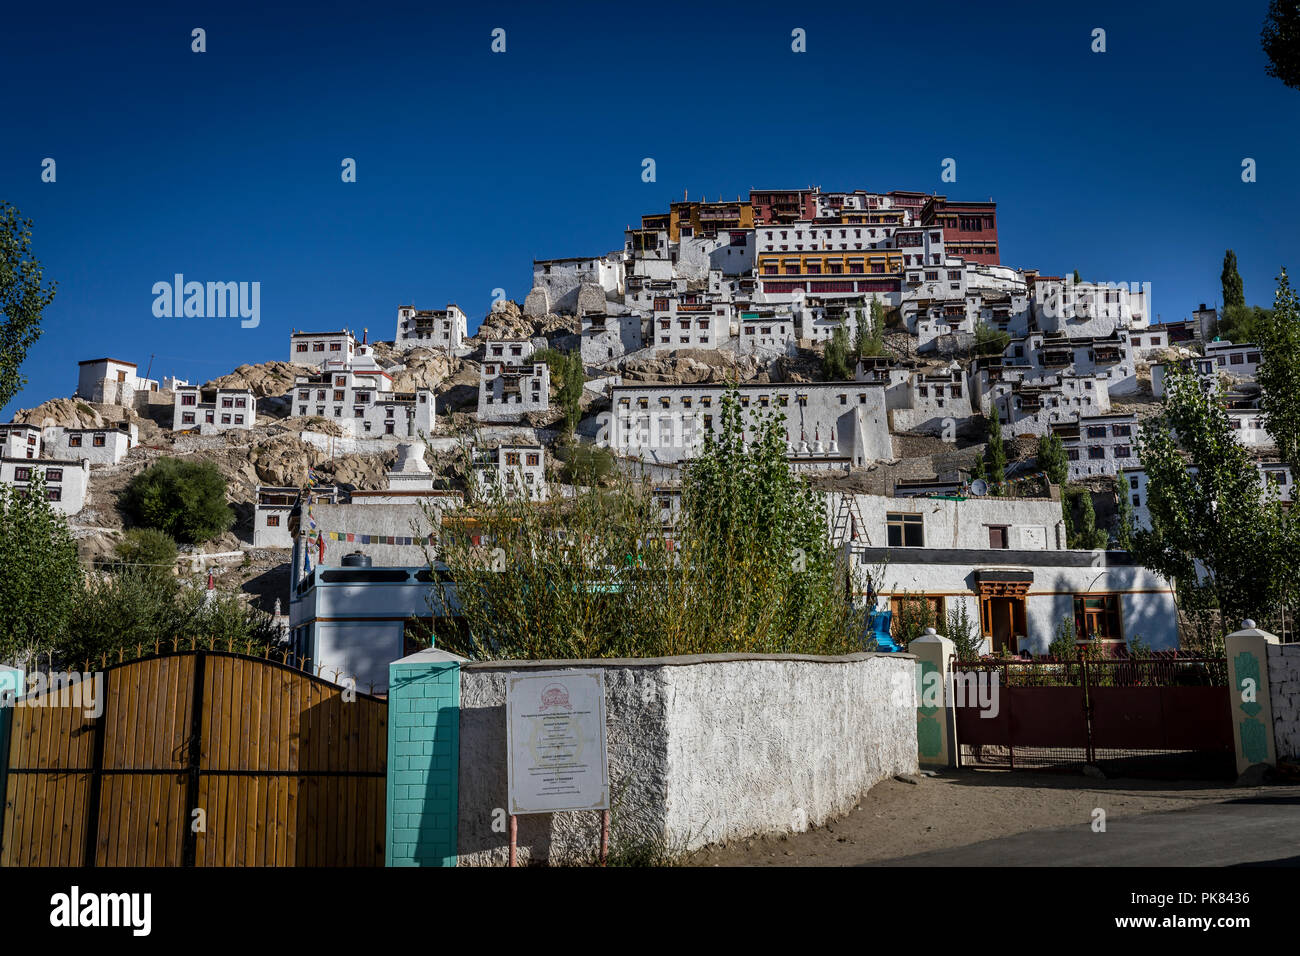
[952,655,1233,777]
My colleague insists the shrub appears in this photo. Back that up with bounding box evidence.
[430,388,860,660]
[120,458,233,544]
[112,528,178,579]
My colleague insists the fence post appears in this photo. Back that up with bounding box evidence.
[387,647,466,867]
[0,666,23,855]
[912,628,958,769]
[1225,620,1280,779]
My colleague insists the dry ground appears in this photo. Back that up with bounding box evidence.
[687,769,1289,866]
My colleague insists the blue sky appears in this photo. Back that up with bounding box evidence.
[1,0,1295,417]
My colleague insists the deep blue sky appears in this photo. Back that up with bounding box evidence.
[1,1,1295,417]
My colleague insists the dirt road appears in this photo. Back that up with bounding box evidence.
[687,770,1295,866]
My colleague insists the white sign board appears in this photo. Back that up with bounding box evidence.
[507,670,609,815]
[1020,526,1047,551]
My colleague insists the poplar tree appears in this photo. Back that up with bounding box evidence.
[1222,250,1246,311]
[0,203,58,410]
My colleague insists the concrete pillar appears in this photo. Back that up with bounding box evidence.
[911,629,957,769]
[1225,620,1280,776]
[386,648,465,867]
[0,666,22,852]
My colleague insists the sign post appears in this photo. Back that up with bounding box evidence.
[506,670,609,865]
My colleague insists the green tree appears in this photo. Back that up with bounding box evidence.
[986,403,1007,489]
[1066,487,1108,550]
[0,474,81,664]
[854,300,885,359]
[1134,361,1294,625]
[1036,432,1069,487]
[120,458,234,544]
[0,203,59,410]
[1262,0,1300,90]
[111,528,178,582]
[68,571,278,665]
[1113,472,1135,551]
[1256,268,1300,471]
[1216,303,1272,344]
[1222,249,1245,311]
[1072,269,1082,285]
[824,323,852,379]
[974,320,1010,356]
[535,347,585,434]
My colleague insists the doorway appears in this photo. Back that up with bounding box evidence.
[982,594,1027,655]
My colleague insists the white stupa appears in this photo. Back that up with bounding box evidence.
[387,441,435,492]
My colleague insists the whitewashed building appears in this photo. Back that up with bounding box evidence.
[608,382,892,467]
[290,330,357,367]
[890,365,974,434]
[580,312,644,364]
[830,491,1178,654]
[76,358,158,407]
[1205,341,1262,381]
[472,444,548,501]
[0,424,41,459]
[43,423,137,466]
[290,366,436,438]
[394,305,468,352]
[525,255,624,316]
[0,457,90,516]
[173,386,257,433]
[1055,413,1140,480]
[478,341,550,422]
[736,309,798,355]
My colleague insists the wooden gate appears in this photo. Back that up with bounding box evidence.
[1,651,387,866]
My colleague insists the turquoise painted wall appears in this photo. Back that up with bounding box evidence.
[386,650,462,867]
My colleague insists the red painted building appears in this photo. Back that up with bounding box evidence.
[749,188,818,224]
[921,196,999,265]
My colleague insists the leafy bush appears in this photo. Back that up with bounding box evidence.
[111,528,178,579]
[945,602,983,660]
[66,570,279,666]
[120,458,233,544]
[430,388,860,660]
[556,442,615,485]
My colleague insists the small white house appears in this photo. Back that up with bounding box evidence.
[1056,413,1139,480]
[76,358,158,407]
[830,491,1178,654]
[395,305,468,352]
[0,457,91,516]
[478,343,551,423]
[472,444,548,501]
[42,423,137,465]
[173,386,257,433]
[290,330,357,367]
[0,424,42,459]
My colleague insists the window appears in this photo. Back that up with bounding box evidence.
[987,525,1009,549]
[330,343,342,352]
[182,394,196,406]
[886,512,924,547]
[13,467,30,481]
[313,343,324,352]
[334,390,345,402]
[1074,594,1122,641]
[221,414,232,425]
[47,488,61,502]
[93,434,106,447]
[1113,445,1131,458]
[266,515,280,527]
[526,453,539,467]
[296,343,308,353]
[1088,447,1106,460]
[69,435,82,447]
[182,413,195,425]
